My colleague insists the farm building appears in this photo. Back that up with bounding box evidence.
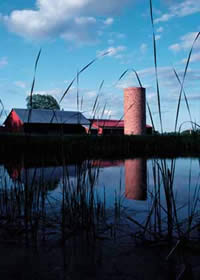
[4,108,90,134]
[90,119,152,135]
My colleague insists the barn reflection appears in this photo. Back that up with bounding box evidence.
[5,158,147,200]
[6,163,77,191]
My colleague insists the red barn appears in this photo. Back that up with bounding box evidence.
[4,108,90,134]
[90,119,152,135]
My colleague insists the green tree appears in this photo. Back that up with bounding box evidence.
[26,94,60,110]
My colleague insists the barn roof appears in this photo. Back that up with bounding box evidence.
[10,108,90,125]
[90,119,152,128]
[90,119,124,128]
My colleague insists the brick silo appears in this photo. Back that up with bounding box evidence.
[125,159,147,200]
[124,87,146,135]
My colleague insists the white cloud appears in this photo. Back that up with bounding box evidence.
[0,57,8,68]
[3,0,131,43]
[169,32,200,52]
[25,88,62,98]
[103,17,114,25]
[155,34,161,41]
[97,45,127,58]
[108,32,126,42]
[155,0,200,23]
[182,52,200,63]
[117,66,200,101]
[155,13,173,23]
[156,26,164,33]
[14,81,26,89]
[169,43,181,52]
[140,43,147,53]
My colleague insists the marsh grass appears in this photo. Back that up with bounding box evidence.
[127,157,200,253]
[0,159,123,244]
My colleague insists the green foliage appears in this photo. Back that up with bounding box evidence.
[26,94,60,110]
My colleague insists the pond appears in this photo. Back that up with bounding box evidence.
[1,157,200,241]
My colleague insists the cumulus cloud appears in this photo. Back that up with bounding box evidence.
[169,32,200,52]
[155,0,200,23]
[3,0,131,43]
[0,57,8,68]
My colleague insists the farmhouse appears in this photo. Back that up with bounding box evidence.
[90,119,152,135]
[4,108,90,134]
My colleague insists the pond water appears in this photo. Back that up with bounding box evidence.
[1,157,200,239]
[0,157,200,280]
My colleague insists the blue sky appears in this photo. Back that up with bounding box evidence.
[0,0,200,132]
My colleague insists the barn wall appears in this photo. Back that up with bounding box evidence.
[102,128,124,135]
[4,110,24,132]
[24,123,87,135]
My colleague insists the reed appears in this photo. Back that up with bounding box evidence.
[149,0,163,133]
[127,157,200,251]
[0,159,123,244]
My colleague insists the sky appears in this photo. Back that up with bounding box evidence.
[0,0,200,132]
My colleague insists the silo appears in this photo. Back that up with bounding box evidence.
[124,87,146,135]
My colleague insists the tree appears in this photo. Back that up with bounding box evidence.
[26,94,60,110]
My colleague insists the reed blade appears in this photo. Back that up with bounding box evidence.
[117,69,130,82]
[174,32,200,131]
[173,68,193,131]
[183,32,200,82]
[132,69,143,88]
[60,52,109,104]
[92,94,99,115]
[34,48,42,73]
[147,102,155,131]
[80,96,84,111]
[29,77,36,112]
[149,0,163,133]
[98,80,104,93]
[79,58,97,74]
[100,102,107,119]
[76,70,79,113]
[59,77,76,104]
[29,48,42,110]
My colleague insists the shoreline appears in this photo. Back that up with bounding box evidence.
[0,133,200,160]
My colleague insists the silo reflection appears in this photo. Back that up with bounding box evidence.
[125,159,147,200]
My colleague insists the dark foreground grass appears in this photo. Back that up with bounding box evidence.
[0,133,200,161]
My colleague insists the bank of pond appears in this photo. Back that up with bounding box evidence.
[0,133,200,159]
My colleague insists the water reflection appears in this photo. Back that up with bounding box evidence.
[6,163,77,191]
[5,159,147,201]
[125,159,147,200]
